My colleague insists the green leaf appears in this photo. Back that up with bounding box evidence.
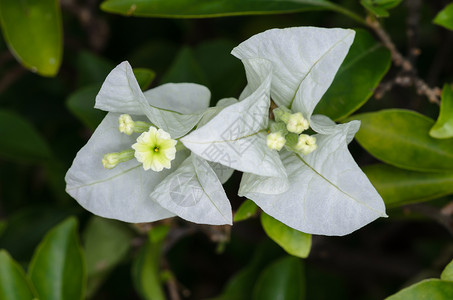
[161,47,208,85]
[28,217,86,300]
[66,84,106,130]
[101,0,336,18]
[261,212,311,258]
[234,199,258,222]
[0,0,62,76]
[315,29,391,121]
[133,68,156,91]
[360,0,402,17]
[364,164,453,208]
[132,225,170,300]
[83,216,134,298]
[0,250,37,300]
[352,109,453,172]
[0,110,52,163]
[434,3,453,31]
[252,256,305,300]
[430,84,453,139]
[385,279,453,300]
[441,259,453,282]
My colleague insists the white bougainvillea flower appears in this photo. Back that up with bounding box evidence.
[183,27,387,236]
[132,127,177,172]
[65,61,233,225]
[181,58,288,187]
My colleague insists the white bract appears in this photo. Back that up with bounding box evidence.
[182,27,387,236]
[65,61,233,225]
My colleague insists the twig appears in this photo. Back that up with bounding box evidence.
[366,16,441,105]
[405,0,421,65]
[60,0,110,52]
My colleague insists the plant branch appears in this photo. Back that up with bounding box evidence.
[366,16,441,105]
[60,0,109,52]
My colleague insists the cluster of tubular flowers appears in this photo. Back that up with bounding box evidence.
[266,107,317,155]
[102,114,177,172]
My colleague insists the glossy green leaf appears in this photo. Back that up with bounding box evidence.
[0,250,37,300]
[66,84,106,130]
[133,68,156,90]
[28,217,86,300]
[360,0,402,17]
[386,279,453,300]
[83,216,134,298]
[0,0,62,76]
[0,110,52,163]
[234,199,258,222]
[352,109,453,172]
[161,47,208,85]
[434,3,453,31]
[363,164,453,208]
[430,84,453,139]
[441,259,453,282]
[315,29,391,121]
[66,68,155,129]
[101,0,343,18]
[132,225,170,300]
[261,212,311,258]
[252,256,305,300]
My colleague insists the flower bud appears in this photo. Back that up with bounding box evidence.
[286,112,309,134]
[266,132,286,151]
[295,134,317,155]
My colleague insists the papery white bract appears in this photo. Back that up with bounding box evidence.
[65,61,233,225]
[183,27,387,236]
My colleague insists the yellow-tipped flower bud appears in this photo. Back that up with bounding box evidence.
[286,112,309,134]
[295,134,317,155]
[267,132,286,151]
[119,114,135,135]
[118,114,153,135]
[102,149,135,169]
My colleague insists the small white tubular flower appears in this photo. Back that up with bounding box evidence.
[102,153,120,169]
[118,114,135,135]
[102,149,135,169]
[286,112,309,134]
[267,132,286,151]
[118,114,153,135]
[295,134,317,155]
[132,127,177,172]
